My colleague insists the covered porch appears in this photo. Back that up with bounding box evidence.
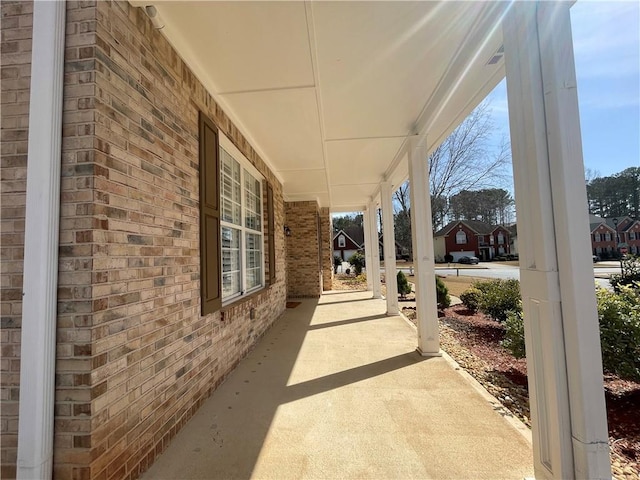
[141,290,534,479]
[11,1,611,479]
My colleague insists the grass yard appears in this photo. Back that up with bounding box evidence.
[439,275,481,297]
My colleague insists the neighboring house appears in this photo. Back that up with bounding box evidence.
[590,215,640,257]
[433,220,511,262]
[333,226,364,261]
[378,234,410,261]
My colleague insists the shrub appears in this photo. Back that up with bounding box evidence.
[460,287,482,312]
[501,308,526,359]
[609,255,640,292]
[348,252,366,275]
[475,279,521,323]
[397,271,412,298]
[333,255,342,273]
[436,276,450,308]
[596,286,640,381]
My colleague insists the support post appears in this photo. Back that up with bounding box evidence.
[503,2,610,479]
[17,1,66,479]
[408,137,440,356]
[367,202,382,298]
[380,182,399,315]
[363,209,373,291]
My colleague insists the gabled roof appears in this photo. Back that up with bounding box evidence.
[604,216,636,232]
[434,220,502,237]
[333,226,364,248]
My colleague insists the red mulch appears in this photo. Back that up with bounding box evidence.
[443,304,640,466]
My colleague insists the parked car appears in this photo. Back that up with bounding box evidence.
[458,256,479,265]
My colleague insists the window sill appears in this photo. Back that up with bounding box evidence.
[220,285,271,320]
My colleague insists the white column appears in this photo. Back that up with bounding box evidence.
[408,137,440,356]
[363,209,373,291]
[380,182,399,315]
[503,2,610,479]
[367,202,382,298]
[17,2,66,479]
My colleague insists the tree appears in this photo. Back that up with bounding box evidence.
[587,167,639,218]
[333,213,363,232]
[397,271,412,298]
[449,188,514,224]
[391,101,511,233]
[428,101,511,229]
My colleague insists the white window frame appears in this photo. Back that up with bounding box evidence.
[219,133,265,304]
[455,230,467,244]
[338,235,346,248]
[604,232,611,242]
[630,231,636,241]
[497,233,504,244]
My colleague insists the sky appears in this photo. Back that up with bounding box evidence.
[486,0,640,179]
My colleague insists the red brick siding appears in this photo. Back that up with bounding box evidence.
[1,1,288,479]
[285,201,321,298]
[443,223,479,256]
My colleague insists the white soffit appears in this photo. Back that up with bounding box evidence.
[151,1,507,209]
[311,1,486,141]
[221,87,324,171]
[157,2,314,93]
[326,137,405,185]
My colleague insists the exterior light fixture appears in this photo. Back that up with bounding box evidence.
[284,225,291,237]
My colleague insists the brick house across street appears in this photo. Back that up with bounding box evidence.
[590,215,640,257]
[0,1,615,479]
[433,220,511,262]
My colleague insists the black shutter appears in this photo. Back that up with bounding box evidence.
[267,183,276,285]
[199,112,222,314]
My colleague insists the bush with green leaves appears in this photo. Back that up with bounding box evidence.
[501,308,526,359]
[609,255,640,292]
[397,271,412,298]
[474,279,521,323]
[436,276,450,308]
[348,252,366,275]
[333,255,342,273]
[596,286,640,381]
[460,287,482,312]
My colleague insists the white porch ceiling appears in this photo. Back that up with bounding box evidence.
[152,1,509,212]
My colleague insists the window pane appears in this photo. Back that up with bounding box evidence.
[221,226,241,298]
[220,148,241,225]
[246,232,262,289]
[244,170,262,231]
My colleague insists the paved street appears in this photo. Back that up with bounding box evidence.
[390,261,618,290]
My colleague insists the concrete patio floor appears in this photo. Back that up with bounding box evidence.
[142,290,534,479]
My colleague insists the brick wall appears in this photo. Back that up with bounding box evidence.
[0,2,33,477]
[1,1,287,479]
[285,201,321,298]
[320,207,333,291]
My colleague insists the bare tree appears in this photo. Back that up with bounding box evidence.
[428,101,511,229]
[392,101,512,241]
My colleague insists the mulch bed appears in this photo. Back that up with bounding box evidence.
[431,305,640,479]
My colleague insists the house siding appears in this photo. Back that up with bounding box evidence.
[0,2,33,478]
[1,2,288,479]
[285,201,322,298]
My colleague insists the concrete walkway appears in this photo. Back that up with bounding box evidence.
[142,290,534,480]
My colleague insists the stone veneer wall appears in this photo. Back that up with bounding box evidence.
[320,207,333,290]
[1,1,287,479]
[285,201,322,298]
[0,2,33,478]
